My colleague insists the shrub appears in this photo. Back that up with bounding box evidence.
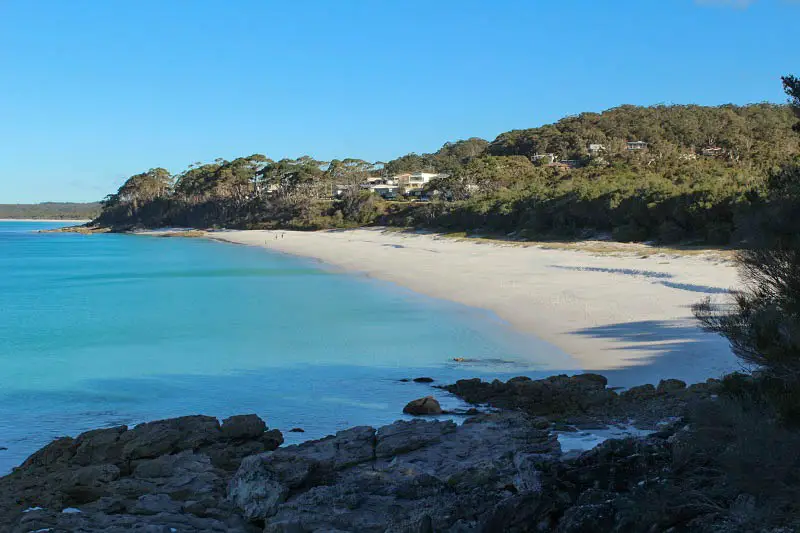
[612,223,649,242]
[657,220,685,243]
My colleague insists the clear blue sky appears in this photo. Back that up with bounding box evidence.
[0,0,797,203]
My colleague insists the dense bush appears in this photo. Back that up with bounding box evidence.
[93,103,798,246]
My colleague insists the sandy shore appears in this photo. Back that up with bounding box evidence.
[188,228,741,386]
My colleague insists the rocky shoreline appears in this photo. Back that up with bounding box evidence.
[1,373,796,532]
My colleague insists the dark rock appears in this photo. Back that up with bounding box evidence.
[375,419,456,457]
[288,427,305,433]
[72,426,127,466]
[230,412,560,529]
[444,374,616,417]
[0,412,285,531]
[261,429,284,450]
[130,493,182,515]
[122,415,221,461]
[221,414,267,441]
[621,383,657,401]
[19,436,76,469]
[571,373,609,388]
[480,491,563,532]
[403,396,443,415]
[531,417,551,430]
[657,379,687,394]
[412,377,434,383]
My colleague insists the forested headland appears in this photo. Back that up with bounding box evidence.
[95,99,799,246]
[0,202,101,220]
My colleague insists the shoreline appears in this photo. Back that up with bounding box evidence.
[145,227,740,387]
[0,218,90,223]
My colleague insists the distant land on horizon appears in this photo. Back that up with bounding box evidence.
[0,202,101,220]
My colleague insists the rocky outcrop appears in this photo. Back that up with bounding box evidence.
[229,412,559,531]
[3,374,794,532]
[0,411,561,533]
[0,414,282,532]
[443,373,723,429]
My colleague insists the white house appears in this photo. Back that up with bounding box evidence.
[588,143,605,156]
[531,153,557,164]
[626,141,648,151]
[369,184,400,198]
[701,146,725,157]
[393,172,445,191]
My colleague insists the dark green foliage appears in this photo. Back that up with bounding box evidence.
[94,102,798,245]
[0,202,101,220]
[694,75,800,422]
[635,394,800,531]
[489,103,797,169]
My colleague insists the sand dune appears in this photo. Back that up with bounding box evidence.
[204,228,740,387]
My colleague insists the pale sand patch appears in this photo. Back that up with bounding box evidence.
[161,228,742,386]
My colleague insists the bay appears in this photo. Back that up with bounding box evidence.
[0,221,575,472]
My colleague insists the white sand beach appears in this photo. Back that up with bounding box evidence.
[195,228,741,387]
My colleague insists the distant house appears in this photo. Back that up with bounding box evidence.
[531,153,557,164]
[701,146,725,157]
[393,172,444,191]
[626,141,648,151]
[558,159,582,169]
[548,162,573,171]
[369,184,400,199]
[588,143,605,156]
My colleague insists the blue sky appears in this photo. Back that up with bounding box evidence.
[0,0,797,203]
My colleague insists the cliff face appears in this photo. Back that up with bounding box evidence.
[1,374,797,532]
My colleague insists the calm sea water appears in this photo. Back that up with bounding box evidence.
[0,221,575,473]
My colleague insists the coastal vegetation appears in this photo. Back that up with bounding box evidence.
[92,100,799,246]
[59,75,800,531]
[0,202,100,220]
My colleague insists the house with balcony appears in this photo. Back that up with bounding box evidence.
[392,172,445,192]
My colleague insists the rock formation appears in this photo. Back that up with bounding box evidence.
[1,373,796,532]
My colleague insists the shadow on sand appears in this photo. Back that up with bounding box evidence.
[572,319,739,387]
[550,265,730,295]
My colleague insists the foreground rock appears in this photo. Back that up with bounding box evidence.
[3,374,797,532]
[230,412,558,531]
[0,414,282,532]
[0,410,562,532]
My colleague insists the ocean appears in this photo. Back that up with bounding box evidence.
[0,220,575,473]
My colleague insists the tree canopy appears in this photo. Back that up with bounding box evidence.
[93,99,800,245]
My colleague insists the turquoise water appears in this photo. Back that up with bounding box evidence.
[0,221,575,473]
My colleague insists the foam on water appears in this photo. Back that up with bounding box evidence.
[0,221,576,473]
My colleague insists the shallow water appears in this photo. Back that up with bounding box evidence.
[0,221,575,473]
